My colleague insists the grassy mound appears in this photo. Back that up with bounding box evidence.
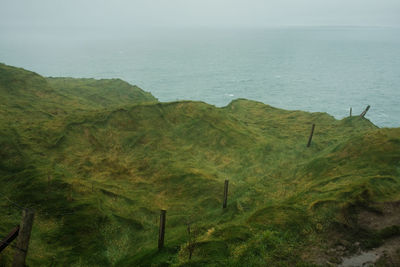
[0,63,399,266]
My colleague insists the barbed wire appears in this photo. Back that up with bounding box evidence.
[0,192,26,210]
[0,191,79,217]
[39,210,78,216]
[1,189,202,222]
[0,192,199,219]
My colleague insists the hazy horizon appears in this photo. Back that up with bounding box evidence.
[1,0,400,38]
[1,1,400,128]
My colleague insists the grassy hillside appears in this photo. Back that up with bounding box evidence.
[46,77,156,109]
[0,64,399,266]
[0,63,156,130]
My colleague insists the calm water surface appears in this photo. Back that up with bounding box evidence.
[1,27,399,127]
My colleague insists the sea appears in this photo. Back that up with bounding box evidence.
[1,27,399,127]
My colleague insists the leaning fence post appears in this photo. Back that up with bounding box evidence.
[0,226,19,253]
[158,210,166,250]
[307,124,316,147]
[223,180,229,209]
[12,209,34,267]
[360,105,370,118]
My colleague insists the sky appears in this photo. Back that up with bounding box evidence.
[1,0,400,36]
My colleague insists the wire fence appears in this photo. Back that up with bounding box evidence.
[0,187,218,259]
[0,192,25,211]
[0,190,198,219]
[0,190,82,256]
[0,191,81,217]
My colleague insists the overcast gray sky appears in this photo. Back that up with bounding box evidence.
[1,0,400,35]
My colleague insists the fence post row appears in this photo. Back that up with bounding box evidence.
[6,106,373,257]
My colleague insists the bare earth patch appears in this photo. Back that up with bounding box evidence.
[304,201,400,266]
[358,201,400,231]
[340,201,400,266]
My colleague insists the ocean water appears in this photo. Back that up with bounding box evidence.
[1,27,399,127]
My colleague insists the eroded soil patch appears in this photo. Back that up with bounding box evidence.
[358,201,400,231]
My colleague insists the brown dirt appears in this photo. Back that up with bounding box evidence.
[358,201,400,231]
[303,201,400,266]
[345,201,400,266]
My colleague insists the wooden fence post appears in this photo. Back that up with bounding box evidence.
[360,105,370,118]
[307,124,316,147]
[223,180,229,209]
[158,210,166,250]
[47,174,51,201]
[186,222,197,260]
[12,209,34,267]
[350,107,352,117]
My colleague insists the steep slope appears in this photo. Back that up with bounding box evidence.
[0,64,399,266]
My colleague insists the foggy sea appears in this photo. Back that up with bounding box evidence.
[1,27,399,127]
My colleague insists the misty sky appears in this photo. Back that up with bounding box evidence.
[1,0,400,36]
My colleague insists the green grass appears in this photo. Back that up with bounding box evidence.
[0,63,399,266]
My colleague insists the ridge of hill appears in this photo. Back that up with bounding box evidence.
[0,64,399,266]
[0,62,156,125]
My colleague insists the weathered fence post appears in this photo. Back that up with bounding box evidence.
[47,174,51,201]
[12,209,34,267]
[68,185,73,201]
[186,222,197,260]
[158,210,166,250]
[307,124,316,147]
[223,180,229,209]
[360,105,370,118]
[0,226,19,253]
[350,107,352,117]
